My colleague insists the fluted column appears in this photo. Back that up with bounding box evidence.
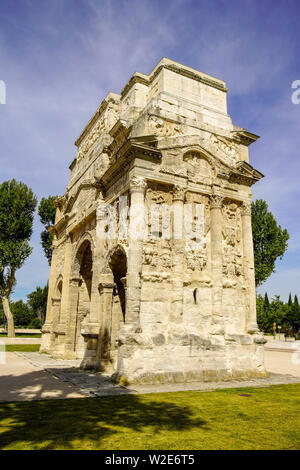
[241,201,259,333]
[210,194,224,335]
[59,235,72,327]
[43,240,58,328]
[126,176,147,327]
[98,281,115,366]
[171,185,185,323]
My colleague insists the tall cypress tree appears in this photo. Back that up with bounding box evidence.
[264,292,270,309]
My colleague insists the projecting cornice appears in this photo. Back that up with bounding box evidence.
[229,161,264,186]
[49,214,70,236]
[231,128,260,146]
[99,138,161,192]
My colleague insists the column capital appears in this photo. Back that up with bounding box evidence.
[172,184,186,202]
[129,176,147,194]
[98,282,115,293]
[241,201,252,216]
[69,277,82,286]
[63,233,72,244]
[210,194,223,209]
[96,203,108,220]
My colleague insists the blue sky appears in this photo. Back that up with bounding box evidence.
[0,0,299,302]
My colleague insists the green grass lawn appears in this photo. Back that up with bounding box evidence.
[0,384,299,450]
[0,333,41,338]
[5,344,40,352]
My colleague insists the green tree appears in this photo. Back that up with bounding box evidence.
[0,303,4,325]
[0,179,37,336]
[27,284,48,325]
[284,295,300,337]
[256,294,267,332]
[252,199,289,287]
[264,292,270,309]
[10,300,34,327]
[38,196,57,264]
[269,295,286,327]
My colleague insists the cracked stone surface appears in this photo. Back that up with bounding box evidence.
[16,352,300,397]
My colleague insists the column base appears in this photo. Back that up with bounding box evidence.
[247,323,260,334]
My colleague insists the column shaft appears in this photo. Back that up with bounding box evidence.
[171,185,185,323]
[210,195,224,335]
[59,235,72,326]
[242,202,258,333]
[126,176,146,327]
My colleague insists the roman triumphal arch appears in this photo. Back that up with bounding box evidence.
[41,58,267,384]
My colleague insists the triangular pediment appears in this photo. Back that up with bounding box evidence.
[64,180,102,214]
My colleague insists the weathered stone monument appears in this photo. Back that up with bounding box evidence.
[41,58,266,383]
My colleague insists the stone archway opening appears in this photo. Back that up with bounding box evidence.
[109,247,127,322]
[103,246,127,370]
[74,241,93,357]
[79,242,93,299]
[56,280,63,323]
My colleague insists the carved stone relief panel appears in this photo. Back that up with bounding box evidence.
[203,134,240,167]
[148,115,183,138]
[183,151,213,184]
[76,98,119,165]
[222,202,243,287]
[159,150,187,177]
[143,240,172,274]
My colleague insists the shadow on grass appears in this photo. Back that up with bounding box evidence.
[0,369,207,450]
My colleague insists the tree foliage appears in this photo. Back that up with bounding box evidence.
[10,300,34,327]
[0,179,37,336]
[252,199,289,287]
[27,284,48,325]
[257,293,300,337]
[0,286,47,329]
[38,196,57,265]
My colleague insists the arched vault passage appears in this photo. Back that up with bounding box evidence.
[54,276,63,298]
[71,238,94,358]
[108,245,127,321]
[71,232,95,279]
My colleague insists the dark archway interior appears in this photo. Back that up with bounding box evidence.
[56,280,63,298]
[79,243,93,299]
[109,249,127,321]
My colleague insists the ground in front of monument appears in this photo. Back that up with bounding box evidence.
[0,346,299,450]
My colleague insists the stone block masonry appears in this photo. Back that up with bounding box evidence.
[41,58,266,384]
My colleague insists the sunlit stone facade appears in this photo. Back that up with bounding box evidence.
[41,58,266,384]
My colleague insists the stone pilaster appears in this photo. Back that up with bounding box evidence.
[126,176,147,327]
[241,201,259,334]
[52,297,61,328]
[98,281,115,367]
[171,185,185,323]
[210,193,224,335]
[64,277,81,359]
[58,235,72,328]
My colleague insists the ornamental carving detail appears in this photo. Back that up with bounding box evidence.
[130,176,147,193]
[210,194,223,209]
